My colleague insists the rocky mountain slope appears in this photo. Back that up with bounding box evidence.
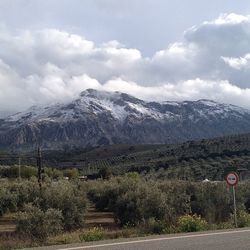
[1,89,250,151]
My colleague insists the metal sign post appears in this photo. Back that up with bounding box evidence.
[225,172,239,228]
[232,185,237,228]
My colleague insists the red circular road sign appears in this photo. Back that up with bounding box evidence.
[225,172,239,186]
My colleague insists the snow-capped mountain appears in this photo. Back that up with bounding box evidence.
[1,89,250,150]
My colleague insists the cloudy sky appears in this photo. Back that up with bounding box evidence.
[1,0,250,116]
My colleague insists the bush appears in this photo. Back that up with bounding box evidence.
[98,167,112,179]
[8,179,40,210]
[114,180,169,226]
[0,166,37,179]
[125,172,140,179]
[144,218,167,234]
[16,204,63,241]
[87,180,120,212]
[45,168,63,179]
[88,179,250,230]
[79,227,105,242]
[177,214,208,232]
[63,168,79,179]
[190,182,232,224]
[0,179,87,231]
[0,187,17,216]
[238,211,250,228]
[158,181,191,223]
[38,180,87,230]
[217,221,234,229]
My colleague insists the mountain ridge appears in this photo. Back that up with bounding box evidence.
[1,89,250,151]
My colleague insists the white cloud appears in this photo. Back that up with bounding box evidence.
[1,13,250,115]
[102,78,250,109]
[209,13,249,25]
[222,54,250,70]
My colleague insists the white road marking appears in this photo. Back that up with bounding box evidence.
[57,229,250,250]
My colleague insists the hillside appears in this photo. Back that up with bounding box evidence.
[41,132,250,181]
[1,133,250,181]
[1,89,250,151]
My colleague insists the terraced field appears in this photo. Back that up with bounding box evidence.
[1,133,250,181]
[0,213,16,233]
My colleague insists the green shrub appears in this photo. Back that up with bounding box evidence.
[177,214,208,232]
[45,168,63,179]
[115,182,169,226]
[144,218,167,234]
[9,179,40,209]
[98,167,112,179]
[88,179,250,230]
[0,187,17,216]
[125,172,140,179]
[16,204,63,241]
[63,168,79,179]
[0,166,37,179]
[190,182,232,224]
[87,180,119,212]
[0,179,87,231]
[79,227,105,242]
[118,226,141,238]
[39,180,87,230]
[238,211,250,228]
[217,221,234,229]
[158,181,191,222]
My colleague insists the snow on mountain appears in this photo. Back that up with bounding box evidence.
[1,89,250,150]
[7,89,249,124]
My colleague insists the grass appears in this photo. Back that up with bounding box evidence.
[0,235,36,250]
[0,214,246,249]
[47,227,143,245]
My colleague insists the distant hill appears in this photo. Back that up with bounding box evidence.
[1,133,250,181]
[1,89,250,151]
[38,132,250,181]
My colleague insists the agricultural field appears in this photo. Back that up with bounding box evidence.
[1,133,250,249]
[0,177,250,249]
[45,132,250,180]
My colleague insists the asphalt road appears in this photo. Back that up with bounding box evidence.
[29,228,250,250]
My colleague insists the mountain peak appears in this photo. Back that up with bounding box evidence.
[196,99,218,105]
[2,89,250,151]
[80,88,119,97]
[79,88,142,105]
[80,88,100,96]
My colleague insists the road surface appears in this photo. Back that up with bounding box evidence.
[28,228,250,250]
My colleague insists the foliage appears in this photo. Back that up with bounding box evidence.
[79,227,105,242]
[0,166,66,180]
[0,166,36,179]
[237,210,250,228]
[88,178,250,227]
[125,172,140,179]
[0,186,17,216]
[89,177,170,225]
[0,179,87,232]
[189,183,232,223]
[177,214,208,232]
[38,180,87,230]
[39,133,250,182]
[16,204,63,241]
[63,168,79,179]
[98,166,112,179]
[115,182,169,225]
[1,174,250,248]
[158,181,191,222]
[143,218,167,234]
